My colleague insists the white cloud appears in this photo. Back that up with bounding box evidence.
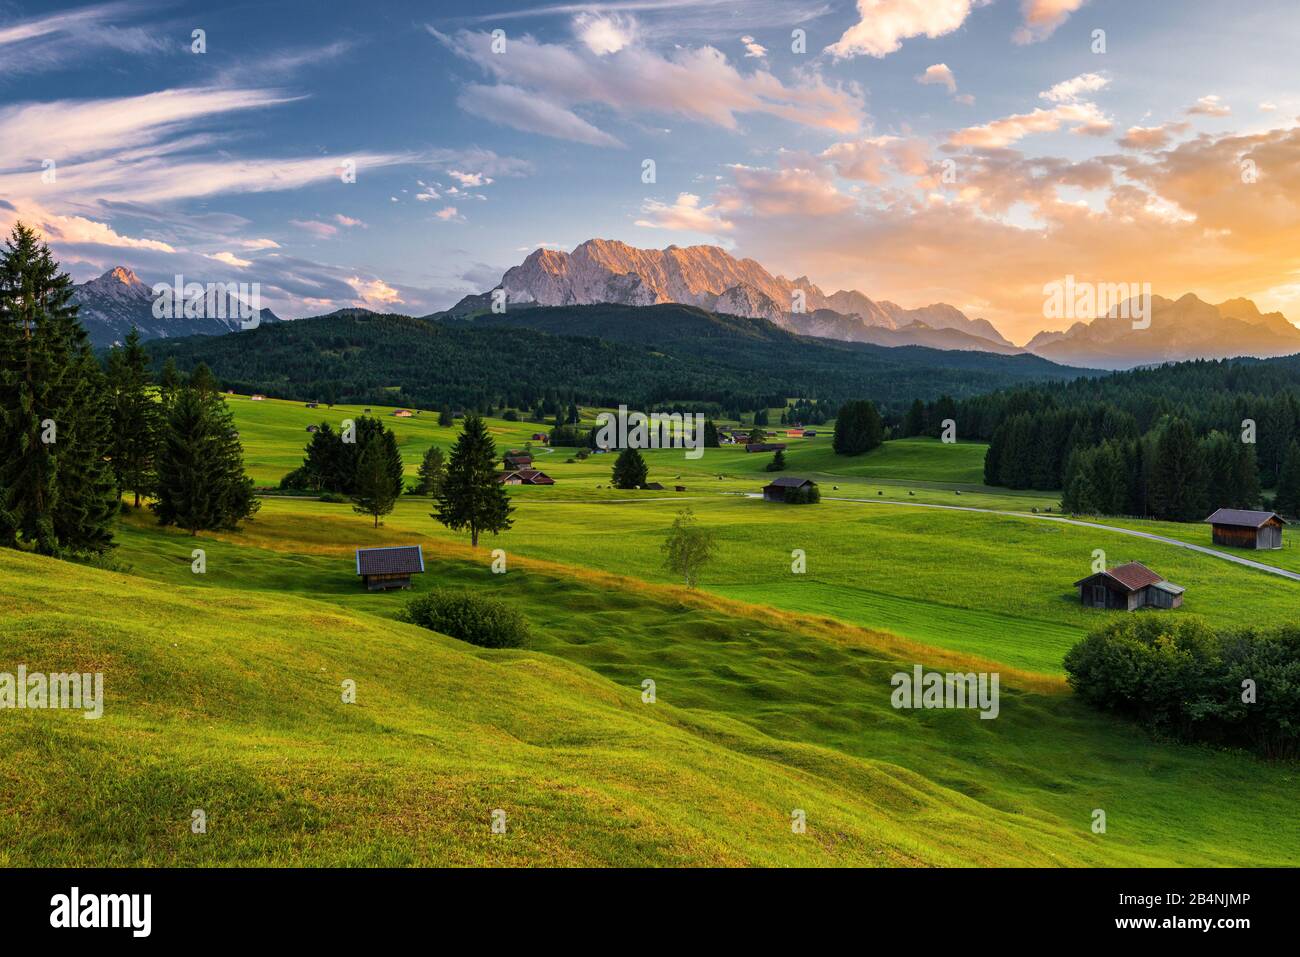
[740,35,767,58]
[1188,94,1231,117]
[239,238,280,250]
[435,206,463,222]
[208,251,252,268]
[1012,0,1087,45]
[448,170,493,187]
[1040,72,1108,103]
[334,214,365,227]
[635,192,733,233]
[916,63,957,94]
[290,219,338,238]
[574,12,637,54]
[827,0,985,59]
[457,82,626,148]
[951,101,1111,148]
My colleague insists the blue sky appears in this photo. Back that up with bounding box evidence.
[2,0,1297,340]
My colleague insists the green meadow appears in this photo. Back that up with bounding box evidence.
[3,393,1298,866]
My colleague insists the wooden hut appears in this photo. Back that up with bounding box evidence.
[1073,562,1184,611]
[1203,509,1286,550]
[355,545,425,591]
[498,469,554,486]
[762,476,817,503]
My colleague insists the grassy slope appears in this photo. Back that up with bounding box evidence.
[4,535,1298,866]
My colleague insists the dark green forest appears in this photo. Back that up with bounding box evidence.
[142,304,1094,417]
[917,358,1300,519]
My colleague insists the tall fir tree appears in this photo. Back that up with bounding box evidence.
[106,327,162,508]
[0,223,117,555]
[152,365,259,534]
[1149,418,1210,521]
[416,445,447,495]
[1274,441,1300,518]
[352,435,400,527]
[433,413,513,547]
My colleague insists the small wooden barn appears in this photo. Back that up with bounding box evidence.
[746,442,787,453]
[1074,562,1184,611]
[498,469,554,486]
[762,476,817,503]
[1203,509,1286,550]
[392,409,414,418]
[503,453,533,470]
[355,545,425,591]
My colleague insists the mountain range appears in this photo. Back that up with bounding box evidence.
[70,241,1300,370]
[445,239,1300,369]
[70,267,279,349]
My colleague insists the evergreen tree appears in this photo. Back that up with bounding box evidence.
[766,448,787,472]
[352,436,400,527]
[1150,418,1210,521]
[416,445,447,495]
[158,357,182,406]
[903,399,926,437]
[152,367,259,534]
[0,223,117,555]
[1275,441,1300,518]
[106,328,162,508]
[438,407,453,427]
[611,447,648,489]
[832,400,884,456]
[703,419,720,448]
[434,413,513,547]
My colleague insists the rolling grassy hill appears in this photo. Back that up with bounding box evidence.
[4,392,1298,866]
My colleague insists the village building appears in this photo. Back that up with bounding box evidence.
[355,545,425,591]
[503,453,533,470]
[392,409,414,418]
[1203,509,1286,550]
[250,394,266,401]
[498,469,554,486]
[1073,562,1185,610]
[762,476,818,503]
[642,482,666,491]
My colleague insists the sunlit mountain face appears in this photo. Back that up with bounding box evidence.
[3,0,1298,353]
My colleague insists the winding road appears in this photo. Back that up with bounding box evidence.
[824,496,1300,582]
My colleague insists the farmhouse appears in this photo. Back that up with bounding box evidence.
[762,476,817,503]
[746,442,787,453]
[786,430,805,438]
[503,453,533,470]
[498,469,554,486]
[1203,509,1286,550]
[250,394,266,401]
[355,545,425,591]
[392,409,414,418]
[1074,562,1185,611]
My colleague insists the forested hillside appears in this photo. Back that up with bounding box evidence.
[920,357,1300,519]
[142,305,1094,417]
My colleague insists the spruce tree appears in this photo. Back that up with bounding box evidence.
[106,328,162,508]
[766,449,787,472]
[611,447,648,489]
[0,223,117,555]
[832,400,883,456]
[352,435,399,527]
[152,366,258,534]
[1150,418,1210,521]
[416,445,447,495]
[434,413,513,547]
[1275,441,1300,518]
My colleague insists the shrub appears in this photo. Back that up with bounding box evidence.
[1064,617,1300,760]
[783,483,820,504]
[400,589,530,649]
[318,492,348,503]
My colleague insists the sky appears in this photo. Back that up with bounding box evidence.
[1,0,1298,343]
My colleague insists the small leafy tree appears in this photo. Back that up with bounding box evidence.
[611,446,648,489]
[401,589,530,648]
[661,507,717,588]
[434,413,513,547]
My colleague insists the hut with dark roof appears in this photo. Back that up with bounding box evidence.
[355,545,425,591]
[1203,509,1286,550]
[1073,561,1184,611]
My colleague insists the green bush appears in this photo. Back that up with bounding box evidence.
[783,483,820,504]
[1064,617,1300,760]
[318,492,348,503]
[400,589,530,649]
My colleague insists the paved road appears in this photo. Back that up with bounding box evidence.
[825,496,1300,582]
